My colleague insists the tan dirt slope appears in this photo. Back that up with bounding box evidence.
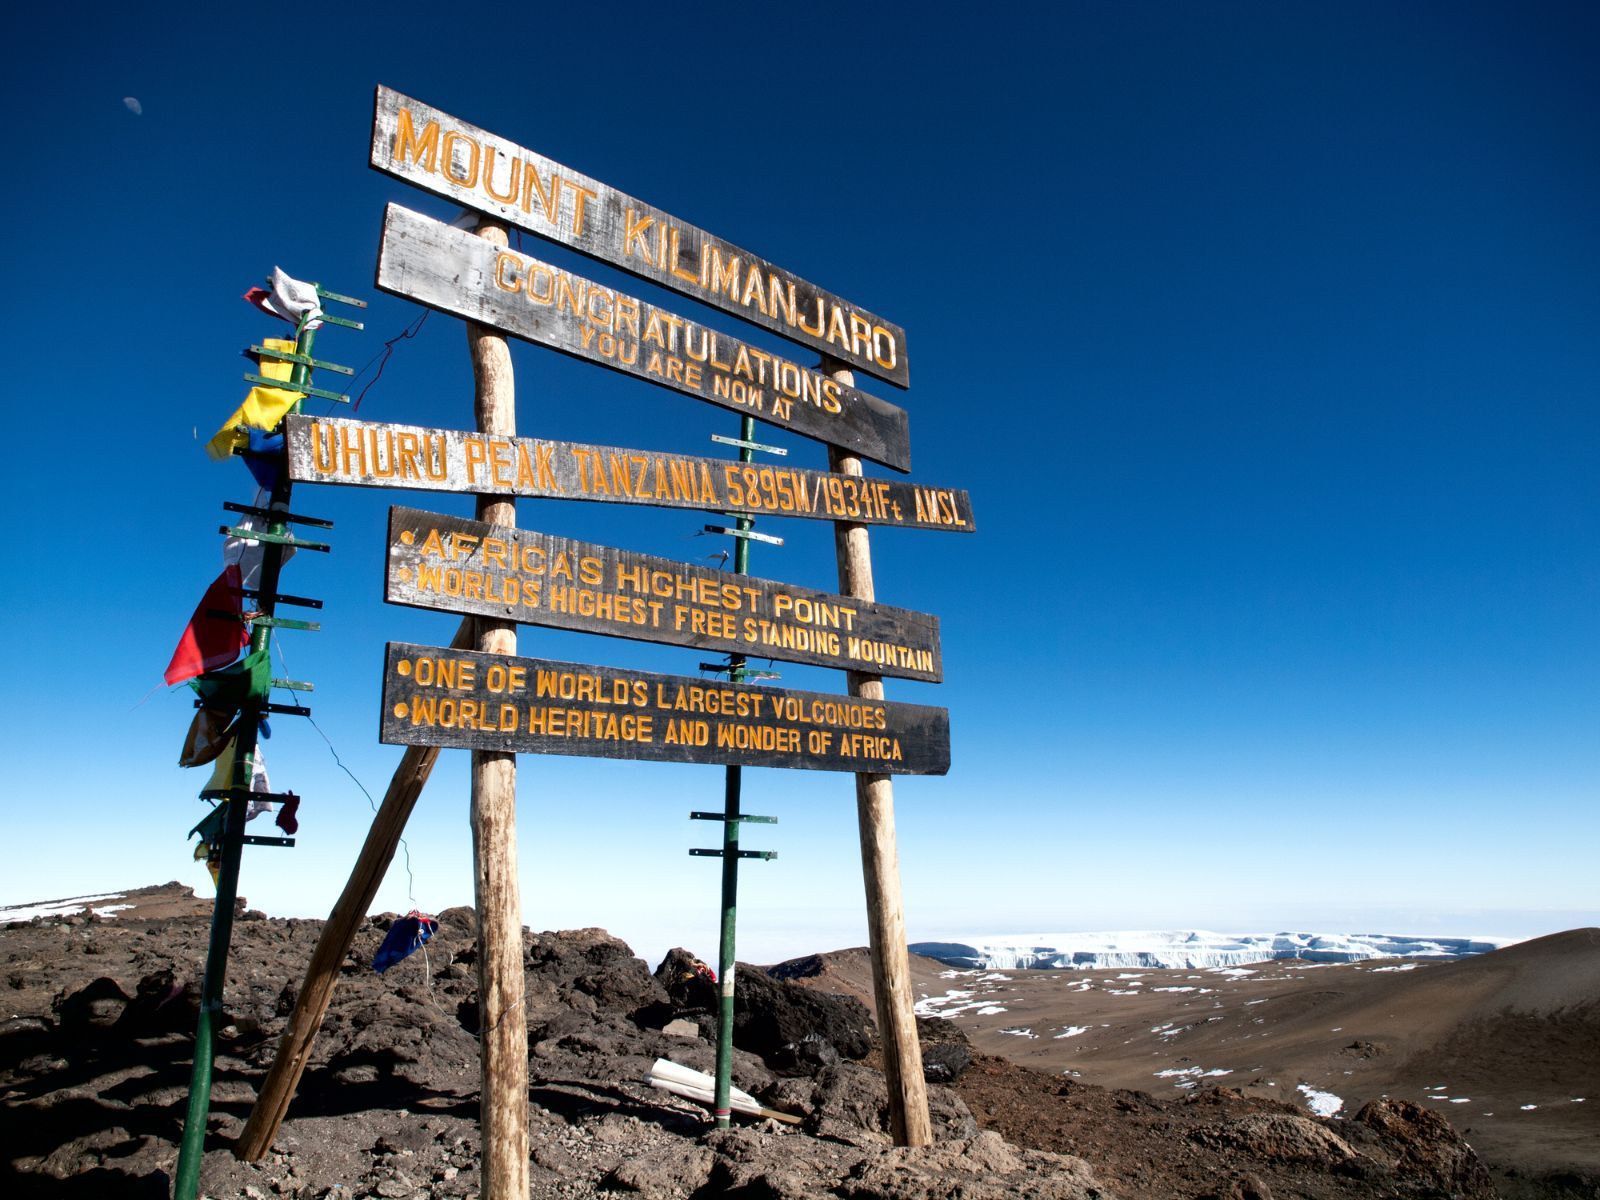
[780,931,1600,1188]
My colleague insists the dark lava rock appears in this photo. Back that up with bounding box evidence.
[117,969,200,1036]
[918,1017,972,1081]
[0,1017,52,1069]
[0,890,1521,1200]
[53,976,130,1036]
[1190,1110,1359,1167]
[763,1061,978,1144]
[922,1039,973,1085]
[654,948,874,1074]
[525,927,667,1027]
[1352,1097,1497,1196]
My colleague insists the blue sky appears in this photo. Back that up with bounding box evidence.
[1,3,1595,966]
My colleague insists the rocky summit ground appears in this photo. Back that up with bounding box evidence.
[0,884,1581,1199]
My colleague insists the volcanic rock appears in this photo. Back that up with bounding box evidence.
[0,886,1534,1200]
[654,947,875,1074]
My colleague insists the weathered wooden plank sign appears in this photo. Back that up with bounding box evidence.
[370,87,910,389]
[376,205,913,471]
[385,507,943,682]
[285,415,973,533]
[380,643,951,775]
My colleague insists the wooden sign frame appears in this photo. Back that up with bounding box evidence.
[371,86,910,389]
[376,204,913,471]
[380,642,951,775]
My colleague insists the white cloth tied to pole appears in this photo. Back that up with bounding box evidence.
[259,267,323,330]
[223,487,296,592]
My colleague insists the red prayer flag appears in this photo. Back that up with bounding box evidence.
[243,287,291,324]
[164,564,248,686]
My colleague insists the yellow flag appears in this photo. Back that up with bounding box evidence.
[205,338,301,460]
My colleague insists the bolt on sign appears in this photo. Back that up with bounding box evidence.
[285,415,975,533]
[385,507,943,682]
[381,644,951,775]
[370,87,910,389]
[376,204,912,471]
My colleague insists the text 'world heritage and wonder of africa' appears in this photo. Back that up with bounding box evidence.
[380,645,951,775]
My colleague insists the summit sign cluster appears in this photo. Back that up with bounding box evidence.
[272,89,981,782]
[330,88,972,777]
[250,84,968,1179]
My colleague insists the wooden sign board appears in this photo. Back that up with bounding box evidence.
[286,415,973,533]
[370,86,910,389]
[376,204,912,472]
[380,643,951,775]
[385,507,943,682]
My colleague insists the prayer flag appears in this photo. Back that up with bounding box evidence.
[373,913,437,974]
[243,268,323,329]
[164,565,247,686]
[206,338,300,461]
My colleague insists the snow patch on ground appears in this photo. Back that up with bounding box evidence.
[0,893,130,922]
[909,930,1512,971]
[1155,1067,1232,1082]
[1298,1084,1343,1117]
[1054,1026,1090,1039]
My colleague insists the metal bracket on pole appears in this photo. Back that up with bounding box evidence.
[247,615,321,632]
[218,525,332,553]
[241,835,296,848]
[241,373,351,404]
[704,524,784,546]
[193,699,313,718]
[313,312,365,331]
[690,811,777,824]
[248,345,355,375]
[690,848,778,860]
[199,787,298,802]
[205,610,322,632]
[710,433,788,456]
[698,658,780,681]
[230,586,323,610]
[223,501,335,529]
[315,285,368,309]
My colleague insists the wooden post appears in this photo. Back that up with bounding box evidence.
[236,617,473,1162]
[465,217,529,1200]
[822,357,933,1147]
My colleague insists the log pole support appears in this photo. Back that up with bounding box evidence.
[823,357,933,1147]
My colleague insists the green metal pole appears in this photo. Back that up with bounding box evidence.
[173,322,314,1200]
[712,414,756,1129]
